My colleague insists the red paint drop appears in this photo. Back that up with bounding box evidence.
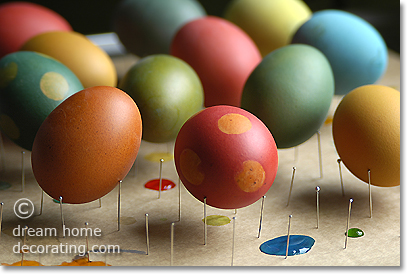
[144,179,176,191]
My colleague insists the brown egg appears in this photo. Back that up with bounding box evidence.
[31,86,142,204]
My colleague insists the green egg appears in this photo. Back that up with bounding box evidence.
[119,54,204,143]
[0,51,83,150]
[241,44,334,148]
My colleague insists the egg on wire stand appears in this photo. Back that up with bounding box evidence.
[174,105,278,210]
[0,51,83,151]
[332,85,400,188]
[31,86,142,204]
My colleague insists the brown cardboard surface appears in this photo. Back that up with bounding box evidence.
[0,51,400,267]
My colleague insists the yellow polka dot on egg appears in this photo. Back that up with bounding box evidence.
[180,148,204,185]
[235,160,265,193]
[0,62,18,88]
[0,114,20,140]
[218,113,252,134]
[40,72,69,101]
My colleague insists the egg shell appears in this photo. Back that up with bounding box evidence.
[31,86,142,204]
[119,54,204,143]
[0,51,83,150]
[20,31,117,88]
[224,0,311,57]
[332,85,400,187]
[170,16,262,107]
[291,9,388,95]
[0,1,72,58]
[174,105,278,209]
[112,0,206,56]
[241,44,334,149]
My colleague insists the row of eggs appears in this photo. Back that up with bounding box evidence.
[0,0,400,210]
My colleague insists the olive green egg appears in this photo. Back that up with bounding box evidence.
[0,51,83,150]
[241,44,334,148]
[119,54,204,143]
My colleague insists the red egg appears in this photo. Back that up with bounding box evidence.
[170,16,262,108]
[31,86,142,204]
[174,105,278,209]
[0,1,72,58]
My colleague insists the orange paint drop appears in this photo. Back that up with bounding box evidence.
[235,160,265,192]
[218,113,252,134]
[57,257,111,266]
[180,148,204,185]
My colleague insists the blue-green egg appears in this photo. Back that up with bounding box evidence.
[291,9,387,95]
[112,0,206,56]
[0,51,83,150]
[241,44,334,149]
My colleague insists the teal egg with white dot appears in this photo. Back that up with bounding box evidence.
[0,51,83,150]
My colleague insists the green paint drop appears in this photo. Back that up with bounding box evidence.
[160,218,167,221]
[202,215,231,226]
[0,181,12,190]
[346,228,364,238]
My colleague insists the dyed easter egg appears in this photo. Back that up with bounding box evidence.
[31,86,142,204]
[0,51,83,150]
[174,105,278,209]
[20,31,117,88]
[171,16,262,107]
[119,54,204,143]
[0,1,72,58]
[291,9,387,95]
[332,85,400,187]
[241,44,334,149]
[112,0,206,56]
[224,0,311,57]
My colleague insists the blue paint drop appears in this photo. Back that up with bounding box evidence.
[260,235,315,256]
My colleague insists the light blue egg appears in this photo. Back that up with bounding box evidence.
[291,9,387,95]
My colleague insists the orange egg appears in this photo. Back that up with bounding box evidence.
[20,31,117,88]
[31,86,142,204]
[332,85,400,187]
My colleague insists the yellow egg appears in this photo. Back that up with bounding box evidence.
[332,85,400,187]
[20,31,117,88]
[224,0,311,56]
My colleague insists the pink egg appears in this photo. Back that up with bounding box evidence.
[170,16,262,108]
[0,1,72,58]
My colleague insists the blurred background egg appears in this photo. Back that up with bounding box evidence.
[31,86,142,204]
[174,105,278,209]
[112,0,206,57]
[170,16,261,107]
[0,51,83,151]
[0,1,72,58]
[20,31,117,88]
[241,44,334,149]
[223,0,311,57]
[119,54,204,143]
[291,9,388,95]
[332,85,399,187]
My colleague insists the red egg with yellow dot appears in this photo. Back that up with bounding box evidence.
[174,105,278,209]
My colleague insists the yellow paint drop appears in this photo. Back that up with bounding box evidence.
[40,72,69,101]
[218,113,252,134]
[324,116,333,125]
[144,152,174,162]
[180,148,204,185]
[235,160,265,192]
[0,114,20,140]
[0,61,18,88]
[202,215,231,226]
